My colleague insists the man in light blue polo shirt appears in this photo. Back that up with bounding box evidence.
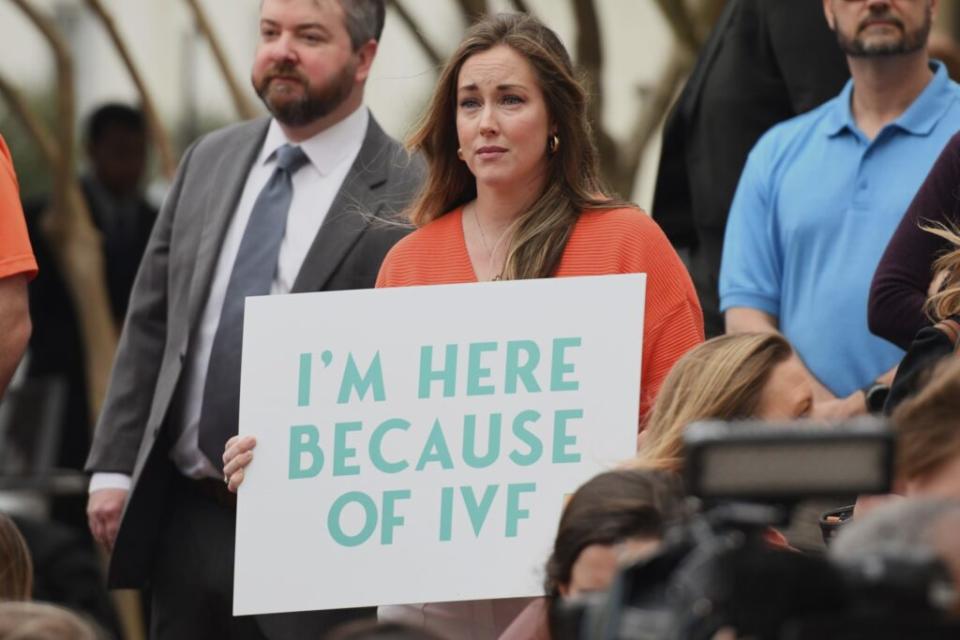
[720,0,960,417]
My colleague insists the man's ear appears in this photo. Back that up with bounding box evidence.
[354,39,378,84]
[822,0,836,32]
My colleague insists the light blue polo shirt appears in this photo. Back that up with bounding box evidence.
[720,62,960,397]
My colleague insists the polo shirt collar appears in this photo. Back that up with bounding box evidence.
[826,60,953,138]
[259,105,369,176]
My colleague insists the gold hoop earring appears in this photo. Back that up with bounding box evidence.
[457,147,464,160]
[548,134,560,154]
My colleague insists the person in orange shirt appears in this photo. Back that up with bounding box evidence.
[225,13,703,638]
[0,134,37,397]
[373,14,703,422]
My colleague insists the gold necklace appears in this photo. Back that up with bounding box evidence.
[471,204,506,281]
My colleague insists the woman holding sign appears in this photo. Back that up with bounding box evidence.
[375,14,703,420]
[225,12,702,638]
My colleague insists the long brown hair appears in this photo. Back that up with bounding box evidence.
[923,223,960,320]
[405,13,625,279]
[635,333,794,473]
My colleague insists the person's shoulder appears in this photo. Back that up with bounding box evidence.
[194,117,270,150]
[576,206,666,243]
[388,210,460,254]
[751,97,839,157]
[361,114,425,197]
[566,207,677,271]
[377,210,462,287]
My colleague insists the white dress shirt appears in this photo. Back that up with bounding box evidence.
[90,106,369,492]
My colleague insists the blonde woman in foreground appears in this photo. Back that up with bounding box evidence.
[636,332,814,473]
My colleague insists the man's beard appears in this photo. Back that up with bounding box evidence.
[834,5,932,58]
[253,61,355,127]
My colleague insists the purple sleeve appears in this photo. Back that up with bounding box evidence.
[868,132,960,349]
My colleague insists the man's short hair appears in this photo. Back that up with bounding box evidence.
[337,0,386,49]
[85,103,146,146]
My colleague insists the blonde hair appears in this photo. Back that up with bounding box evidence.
[923,223,960,321]
[405,13,627,279]
[0,513,32,601]
[0,602,103,639]
[892,356,960,483]
[635,333,794,473]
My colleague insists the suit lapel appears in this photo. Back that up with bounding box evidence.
[291,117,391,293]
[185,119,270,327]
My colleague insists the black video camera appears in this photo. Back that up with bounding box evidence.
[554,419,960,640]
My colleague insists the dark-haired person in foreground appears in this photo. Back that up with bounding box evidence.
[84,1,422,638]
[499,469,686,640]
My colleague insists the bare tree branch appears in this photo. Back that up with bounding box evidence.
[570,0,622,193]
[9,0,75,199]
[653,0,701,55]
[620,48,693,197]
[182,0,258,120]
[8,0,118,428]
[455,0,488,25]
[0,73,60,168]
[692,0,729,44]
[388,0,443,67]
[83,0,176,179]
[507,0,532,14]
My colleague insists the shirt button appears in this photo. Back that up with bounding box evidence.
[859,180,868,191]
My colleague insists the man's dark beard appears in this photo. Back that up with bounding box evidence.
[834,7,932,58]
[253,61,355,127]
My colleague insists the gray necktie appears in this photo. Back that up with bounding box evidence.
[198,144,310,471]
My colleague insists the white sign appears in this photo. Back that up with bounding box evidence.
[234,274,646,615]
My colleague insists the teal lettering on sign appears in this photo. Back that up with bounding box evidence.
[328,492,377,547]
[439,487,454,541]
[552,409,583,463]
[462,413,501,469]
[333,421,362,476]
[288,425,323,479]
[297,353,311,406]
[418,344,457,399]
[369,418,410,474]
[509,410,543,466]
[551,337,582,391]
[505,482,536,537]
[466,341,497,396]
[380,490,411,545]
[337,352,386,404]
[461,484,498,537]
[416,419,454,470]
[505,340,541,394]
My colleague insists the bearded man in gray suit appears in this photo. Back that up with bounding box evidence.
[84,1,422,638]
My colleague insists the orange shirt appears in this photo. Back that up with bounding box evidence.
[376,206,704,421]
[0,134,37,280]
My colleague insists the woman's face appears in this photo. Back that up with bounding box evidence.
[754,355,814,420]
[455,44,552,194]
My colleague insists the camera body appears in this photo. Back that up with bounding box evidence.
[554,419,960,640]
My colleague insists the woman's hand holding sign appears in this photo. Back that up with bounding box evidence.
[224,435,257,493]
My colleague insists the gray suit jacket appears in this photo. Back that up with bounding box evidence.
[85,115,422,591]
